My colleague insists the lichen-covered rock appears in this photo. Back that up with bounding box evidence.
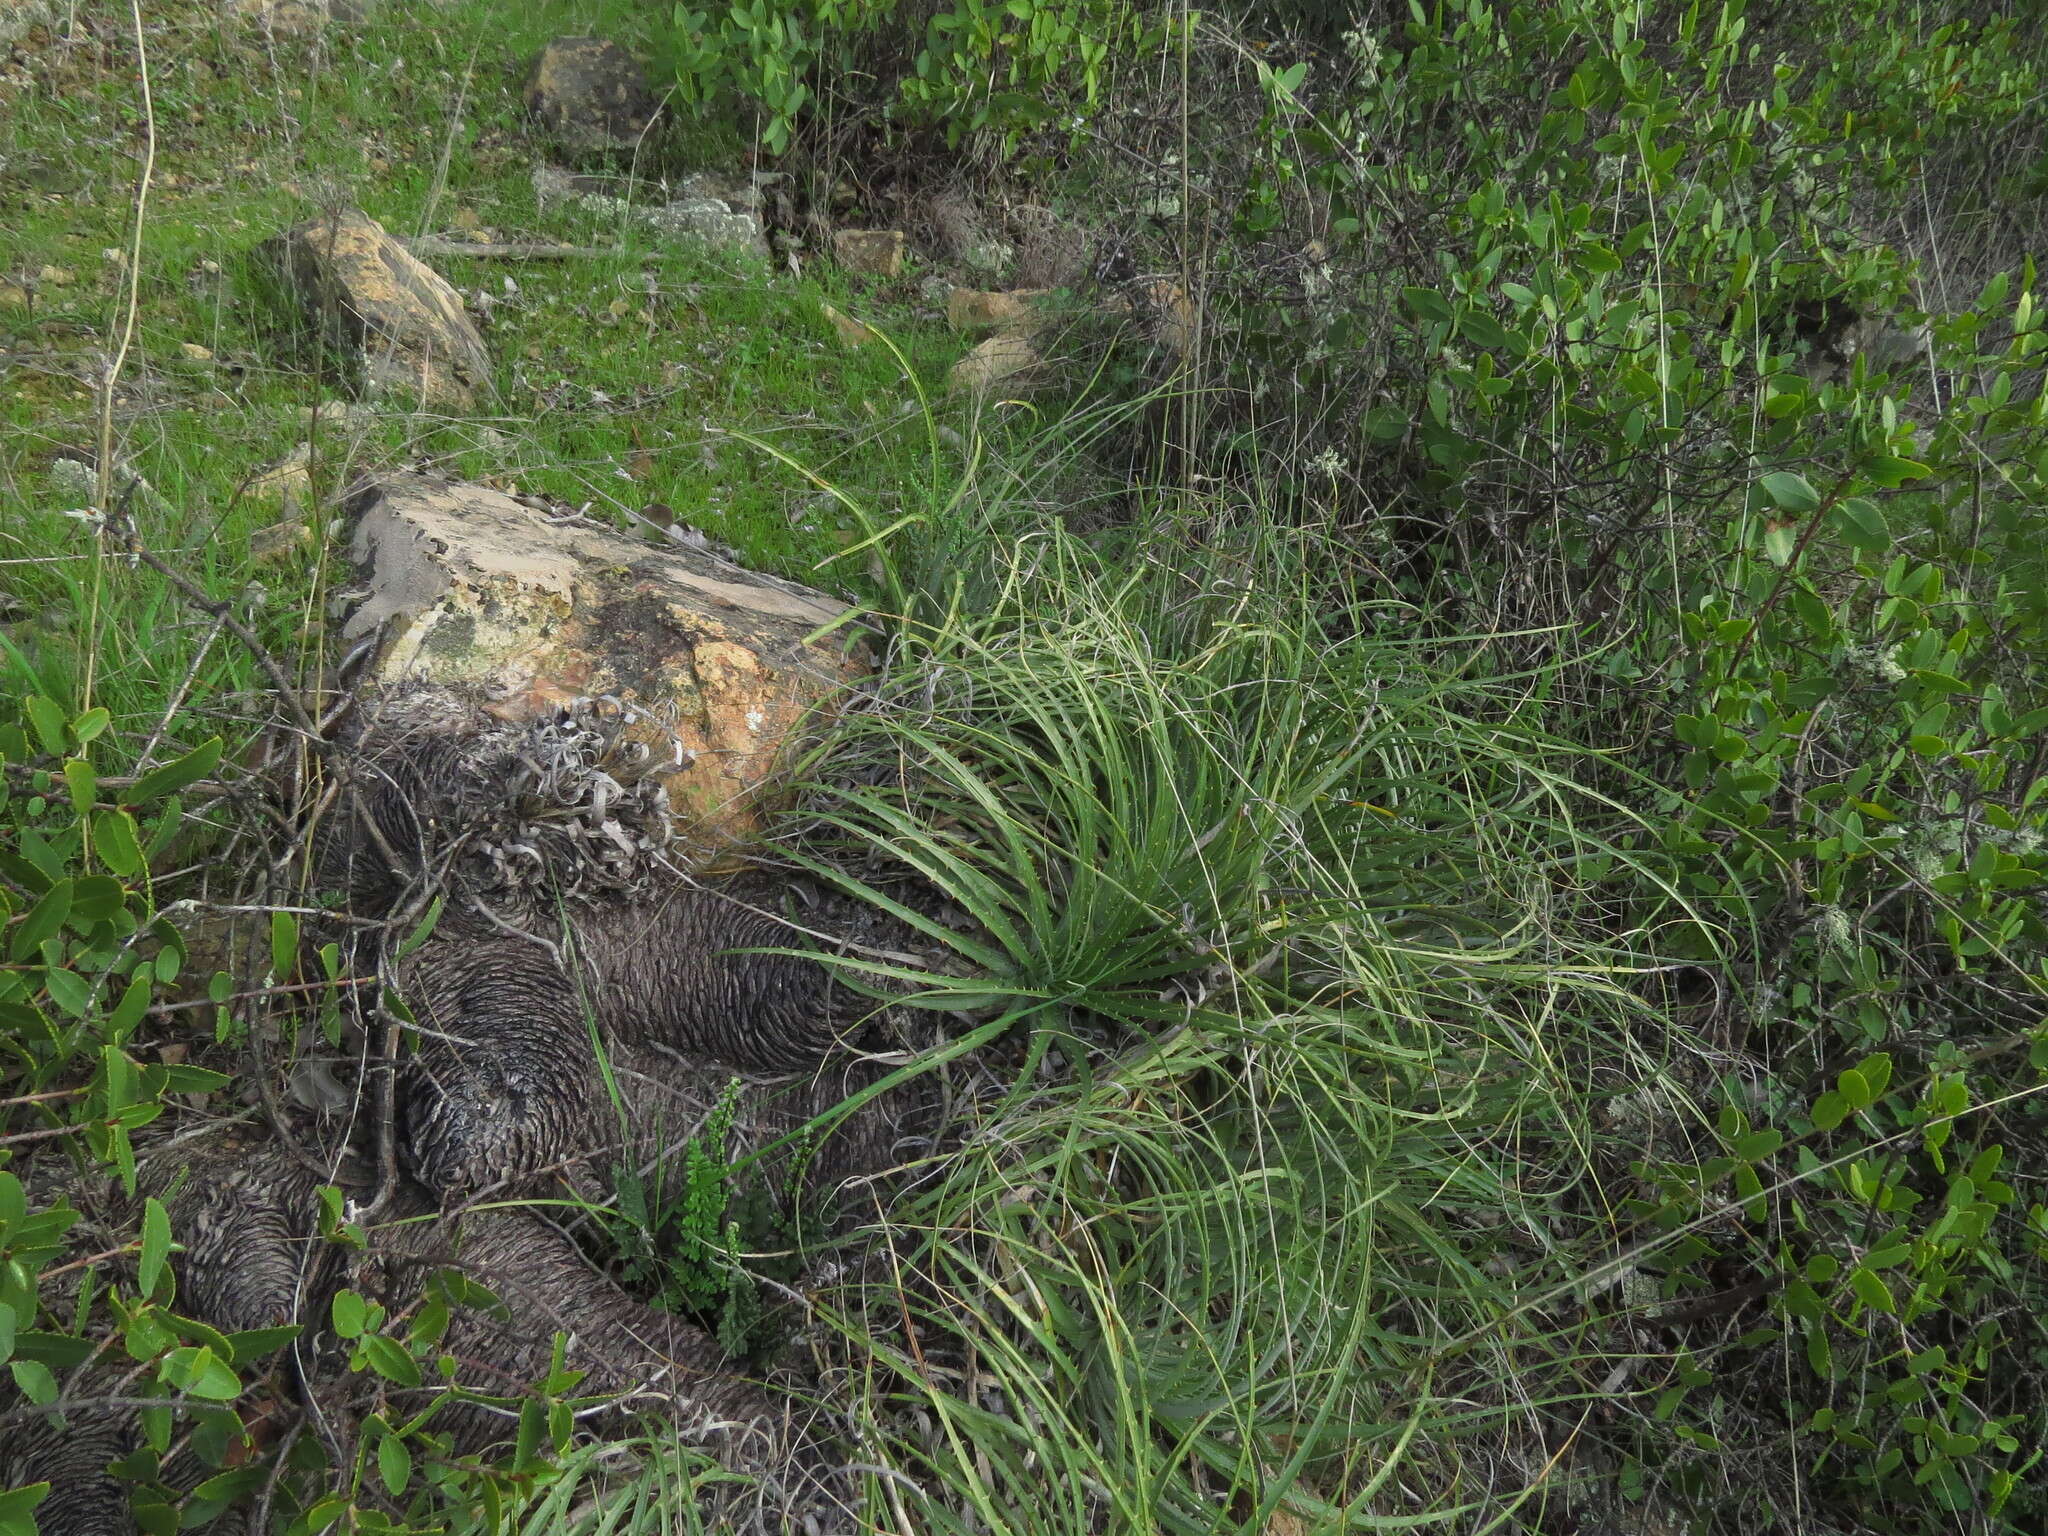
[340,474,866,852]
[531,163,771,262]
[263,208,491,409]
[522,37,656,156]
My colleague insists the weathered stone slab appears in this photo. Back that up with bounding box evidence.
[341,475,866,850]
[833,228,907,278]
[263,208,491,410]
[947,286,1049,333]
[523,37,656,156]
[531,164,771,262]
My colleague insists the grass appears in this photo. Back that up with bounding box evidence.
[720,500,1708,1533]
[9,2,2044,1534]
[0,0,971,738]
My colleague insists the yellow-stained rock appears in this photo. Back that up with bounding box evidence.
[263,208,491,410]
[0,0,54,45]
[949,329,1042,398]
[832,228,908,279]
[249,516,315,566]
[247,443,313,509]
[220,0,361,35]
[341,475,867,857]
[1139,278,1197,357]
[1106,278,1198,357]
[945,287,1049,333]
[820,302,877,347]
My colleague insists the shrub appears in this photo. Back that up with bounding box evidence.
[669,0,1166,154]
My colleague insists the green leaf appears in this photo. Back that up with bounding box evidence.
[1806,1321,1834,1378]
[379,1430,413,1497]
[70,707,110,746]
[108,974,152,1037]
[1760,471,1821,513]
[226,1324,301,1366]
[41,968,91,1018]
[9,881,72,962]
[0,1483,50,1536]
[124,738,222,806]
[1812,1090,1849,1131]
[332,1289,368,1340]
[270,910,299,983]
[1459,310,1513,350]
[393,896,443,962]
[25,697,67,757]
[139,1197,172,1299]
[1733,1162,1765,1221]
[1762,522,1798,566]
[1578,241,1622,273]
[69,875,125,923]
[63,758,96,816]
[359,1333,421,1387]
[94,810,145,878]
[1864,455,1930,488]
[10,1358,57,1404]
[1402,286,1455,324]
[0,1300,12,1362]
[160,1344,241,1401]
[1849,1266,1895,1314]
[1832,497,1889,554]
[1734,1129,1783,1161]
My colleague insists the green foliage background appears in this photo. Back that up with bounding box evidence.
[4,0,2048,1533]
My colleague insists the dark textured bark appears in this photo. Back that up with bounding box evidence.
[6,688,932,1531]
[5,1135,839,1529]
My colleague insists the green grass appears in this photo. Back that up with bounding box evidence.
[13,2,2044,1534]
[696,498,1703,1533]
[0,0,971,738]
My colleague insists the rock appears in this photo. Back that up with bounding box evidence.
[262,207,491,410]
[220,0,362,35]
[1131,278,1196,357]
[247,443,312,508]
[522,37,656,157]
[46,457,96,505]
[0,0,53,46]
[37,264,73,285]
[249,516,314,566]
[820,302,877,347]
[179,341,214,361]
[340,474,868,852]
[833,229,908,279]
[640,193,769,261]
[949,329,1042,398]
[299,398,378,427]
[946,287,1048,333]
[533,163,770,262]
[49,455,172,516]
[0,282,28,308]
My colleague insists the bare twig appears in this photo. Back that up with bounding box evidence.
[399,237,619,261]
